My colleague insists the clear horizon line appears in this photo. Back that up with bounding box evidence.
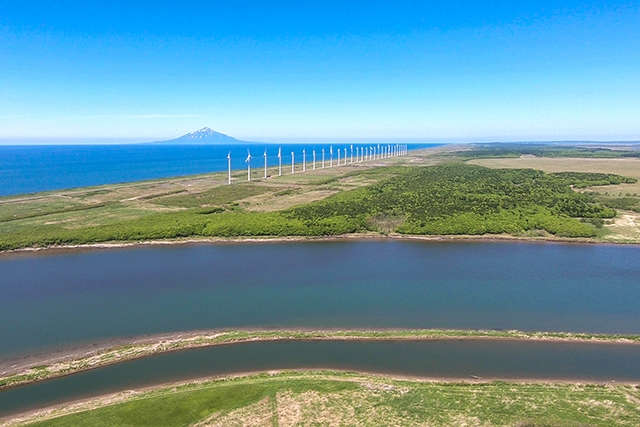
[0,137,639,146]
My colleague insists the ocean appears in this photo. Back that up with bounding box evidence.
[0,143,440,197]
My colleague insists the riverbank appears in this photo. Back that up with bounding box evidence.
[3,370,640,427]
[3,328,639,390]
[4,230,640,258]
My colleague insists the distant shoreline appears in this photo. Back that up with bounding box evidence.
[2,328,639,391]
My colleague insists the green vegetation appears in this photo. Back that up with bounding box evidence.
[14,371,640,427]
[591,194,640,213]
[289,164,627,237]
[3,329,638,390]
[1,163,635,250]
[446,143,640,159]
[549,172,636,188]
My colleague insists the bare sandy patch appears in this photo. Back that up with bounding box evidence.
[196,396,273,427]
[602,211,640,242]
[245,189,339,212]
[276,389,419,427]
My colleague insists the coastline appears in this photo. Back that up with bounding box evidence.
[2,369,639,427]
[2,328,639,391]
[2,230,638,258]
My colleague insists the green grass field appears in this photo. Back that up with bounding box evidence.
[10,371,640,427]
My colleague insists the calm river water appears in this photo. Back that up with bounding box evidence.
[1,240,639,416]
[2,340,640,416]
[1,240,639,359]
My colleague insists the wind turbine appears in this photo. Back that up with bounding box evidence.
[291,151,295,173]
[227,152,232,185]
[350,145,353,164]
[263,149,268,179]
[245,149,251,182]
[313,150,316,170]
[303,149,306,172]
[337,147,340,166]
[330,146,333,167]
[278,147,282,176]
[322,148,325,168]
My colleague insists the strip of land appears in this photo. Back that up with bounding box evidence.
[2,328,639,391]
[3,370,640,427]
[1,144,640,252]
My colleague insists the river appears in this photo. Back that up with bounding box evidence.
[2,240,639,359]
[1,240,639,416]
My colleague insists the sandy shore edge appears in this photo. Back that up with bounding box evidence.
[2,231,639,258]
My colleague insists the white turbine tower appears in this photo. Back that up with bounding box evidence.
[313,150,316,170]
[322,148,325,168]
[337,147,340,166]
[227,152,232,185]
[278,147,282,176]
[330,146,333,167]
[303,149,306,172]
[350,145,353,164]
[343,148,347,165]
[263,149,268,179]
[245,150,251,182]
[291,151,295,173]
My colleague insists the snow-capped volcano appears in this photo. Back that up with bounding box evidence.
[179,127,234,140]
[152,127,250,144]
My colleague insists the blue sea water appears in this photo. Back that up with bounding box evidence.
[0,143,439,197]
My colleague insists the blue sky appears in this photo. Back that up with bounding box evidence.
[1,1,639,142]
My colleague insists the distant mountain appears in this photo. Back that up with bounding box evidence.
[151,127,251,144]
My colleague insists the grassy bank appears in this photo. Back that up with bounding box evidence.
[5,370,640,427]
[3,329,639,391]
